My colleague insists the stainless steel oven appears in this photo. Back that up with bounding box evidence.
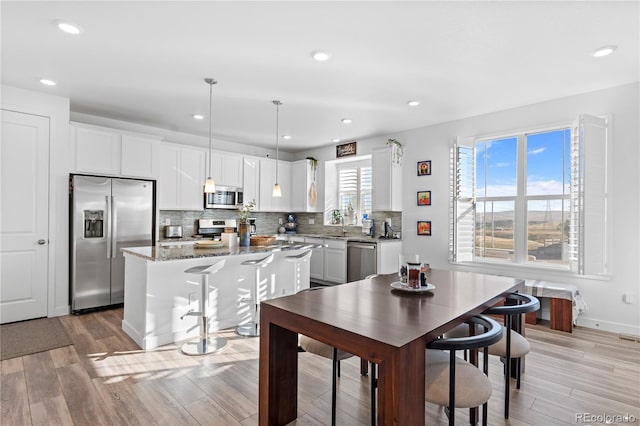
[204,186,243,209]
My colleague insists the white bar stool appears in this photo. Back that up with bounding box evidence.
[180,259,227,356]
[283,249,312,294]
[236,253,275,337]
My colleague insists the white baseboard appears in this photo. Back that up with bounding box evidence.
[52,305,70,317]
[576,317,640,336]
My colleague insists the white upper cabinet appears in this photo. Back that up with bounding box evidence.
[259,158,291,212]
[209,152,243,188]
[121,135,158,178]
[71,122,160,178]
[291,159,321,212]
[242,157,260,207]
[158,143,206,210]
[372,146,403,211]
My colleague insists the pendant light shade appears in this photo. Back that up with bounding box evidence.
[272,100,283,198]
[204,78,217,194]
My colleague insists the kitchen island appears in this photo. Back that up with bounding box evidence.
[121,242,312,350]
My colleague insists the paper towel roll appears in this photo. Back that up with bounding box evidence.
[221,232,238,246]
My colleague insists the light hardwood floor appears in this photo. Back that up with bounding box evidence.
[1,309,639,425]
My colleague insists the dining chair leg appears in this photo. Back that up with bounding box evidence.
[482,346,489,426]
[332,347,338,426]
[449,351,456,426]
[516,357,522,389]
[504,316,512,419]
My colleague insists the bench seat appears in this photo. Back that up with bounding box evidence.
[523,280,587,333]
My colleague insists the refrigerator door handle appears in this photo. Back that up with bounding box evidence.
[111,195,118,258]
[106,195,112,258]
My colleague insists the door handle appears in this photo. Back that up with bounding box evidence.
[37,239,46,245]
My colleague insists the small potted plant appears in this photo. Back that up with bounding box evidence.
[386,138,403,165]
[237,199,256,247]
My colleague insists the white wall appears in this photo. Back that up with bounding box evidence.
[5,83,638,334]
[298,83,640,335]
[396,83,638,335]
[2,85,71,317]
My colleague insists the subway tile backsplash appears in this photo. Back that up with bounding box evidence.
[159,210,402,239]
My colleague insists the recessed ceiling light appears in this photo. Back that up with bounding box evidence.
[332,138,341,143]
[193,114,204,120]
[407,100,421,107]
[341,118,352,124]
[39,79,56,86]
[311,50,330,61]
[282,135,291,140]
[592,45,617,57]
[55,21,83,35]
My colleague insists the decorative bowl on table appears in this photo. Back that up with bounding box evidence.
[250,235,276,246]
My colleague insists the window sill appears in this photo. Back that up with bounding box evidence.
[449,260,611,283]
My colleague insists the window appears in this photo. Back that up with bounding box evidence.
[450,115,609,275]
[337,160,372,225]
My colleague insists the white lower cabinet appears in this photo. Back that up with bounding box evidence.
[305,237,325,281]
[324,239,347,283]
[305,237,346,284]
[377,241,402,274]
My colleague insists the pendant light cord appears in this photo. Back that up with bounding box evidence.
[275,101,279,183]
[208,81,213,177]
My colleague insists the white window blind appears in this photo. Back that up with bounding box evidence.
[338,161,371,225]
[569,114,609,275]
[449,137,475,262]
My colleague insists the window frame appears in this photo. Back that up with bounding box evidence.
[450,116,610,277]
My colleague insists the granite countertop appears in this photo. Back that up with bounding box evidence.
[123,241,314,262]
[288,233,402,243]
[158,234,402,244]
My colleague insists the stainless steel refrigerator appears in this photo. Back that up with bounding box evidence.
[70,174,155,313]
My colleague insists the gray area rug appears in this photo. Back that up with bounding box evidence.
[0,317,73,360]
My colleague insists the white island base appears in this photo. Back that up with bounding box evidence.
[122,245,311,350]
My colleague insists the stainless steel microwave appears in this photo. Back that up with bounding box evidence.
[204,187,243,209]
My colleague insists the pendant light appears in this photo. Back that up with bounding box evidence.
[272,100,283,197]
[203,78,217,194]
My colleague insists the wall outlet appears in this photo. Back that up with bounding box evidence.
[309,218,315,225]
[164,218,171,226]
[278,218,283,225]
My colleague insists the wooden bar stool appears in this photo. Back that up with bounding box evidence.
[180,259,227,356]
[236,253,275,337]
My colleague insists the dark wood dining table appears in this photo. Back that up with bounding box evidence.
[258,269,523,425]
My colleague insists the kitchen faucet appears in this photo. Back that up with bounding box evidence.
[341,217,347,237]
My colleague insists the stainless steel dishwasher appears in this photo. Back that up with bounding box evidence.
[347,241,377,281]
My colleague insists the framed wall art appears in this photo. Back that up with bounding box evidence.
[336,141,357,158]
[417,191,431,206]
[417,221,432,236]
[417,160,431,176]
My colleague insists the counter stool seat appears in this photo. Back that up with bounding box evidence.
[180,260,227,356]
[236,253,275,337]
[283,250,312,294]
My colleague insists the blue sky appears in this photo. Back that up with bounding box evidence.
[476,128,570,201]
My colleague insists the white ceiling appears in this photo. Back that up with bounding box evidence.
[2,1,638,152]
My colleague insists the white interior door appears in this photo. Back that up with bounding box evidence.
[1,110,50,323]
